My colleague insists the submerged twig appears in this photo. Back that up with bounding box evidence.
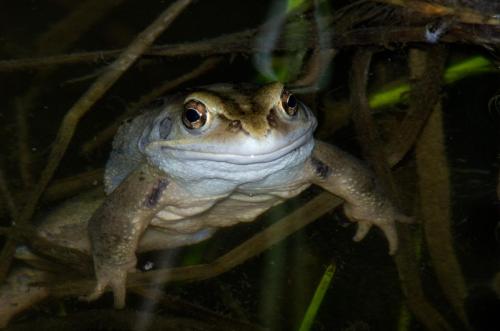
[0,166,18,282]
[15,99,34,189]
[2,18,500,73]
[0,167,17,220]
[0,169,104,218]
[41,169,104,202]
[292,49,337,90]
[373,0,500,25]
[386,46,447,165]
[416,102,469,326]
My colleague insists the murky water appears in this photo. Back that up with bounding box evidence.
[0,1,499,330]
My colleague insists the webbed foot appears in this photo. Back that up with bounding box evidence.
[344,202,413,255]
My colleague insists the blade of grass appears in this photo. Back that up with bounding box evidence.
[298,263,336,331]
[369,55,495,109]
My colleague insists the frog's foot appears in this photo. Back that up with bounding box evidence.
[344,202,413,255]
[82,262,133,309]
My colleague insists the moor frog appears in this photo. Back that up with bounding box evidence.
[0,82,410,325]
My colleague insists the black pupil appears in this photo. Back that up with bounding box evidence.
[287,94,297,109]
[185,108,200,122]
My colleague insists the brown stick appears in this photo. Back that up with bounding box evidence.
[416,102,470,327]
[386,46,447,166]
[15,99,34,188]
[0,168,17,220]
[373,0,500,25]
[41,168,104,202]
[0,169,104,218]
[2,21,499,73]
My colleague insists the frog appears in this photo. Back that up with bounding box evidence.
[0,82,410,325]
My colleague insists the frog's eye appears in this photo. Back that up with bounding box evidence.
[281,89,298,116]
[182,100,207,129]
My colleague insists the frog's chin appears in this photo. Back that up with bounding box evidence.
[146,129,315,165]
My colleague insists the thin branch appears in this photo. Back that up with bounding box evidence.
[386,46,447,165]
[0,166,19,283]
[1,20,499,73]
[416,101,470,326]
[14,99,34,188]
[0,169,104,218]
[373,0,500,25]
[41,168,104,202]
[0,168,17,220]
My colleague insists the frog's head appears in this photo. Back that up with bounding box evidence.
[141,82,317,165]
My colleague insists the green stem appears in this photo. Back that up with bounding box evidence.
[298,263,336,331]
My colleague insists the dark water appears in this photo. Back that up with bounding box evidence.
[0,1,499,331]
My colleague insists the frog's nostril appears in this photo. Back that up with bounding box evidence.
[228,120,242,132]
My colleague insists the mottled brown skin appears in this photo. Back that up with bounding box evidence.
[309,141,401,247]
[86,164,171,306]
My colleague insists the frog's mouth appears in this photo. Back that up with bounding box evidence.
[145,127,315,165]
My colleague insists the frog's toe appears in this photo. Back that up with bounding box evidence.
[109,275,126,309]
[378,221,398,255]
[82,280,107,303]
[352,222,372,242]
[82,265,128,308]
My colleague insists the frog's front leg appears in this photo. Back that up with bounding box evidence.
[86,163,176,308]
[307,140,412,254]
